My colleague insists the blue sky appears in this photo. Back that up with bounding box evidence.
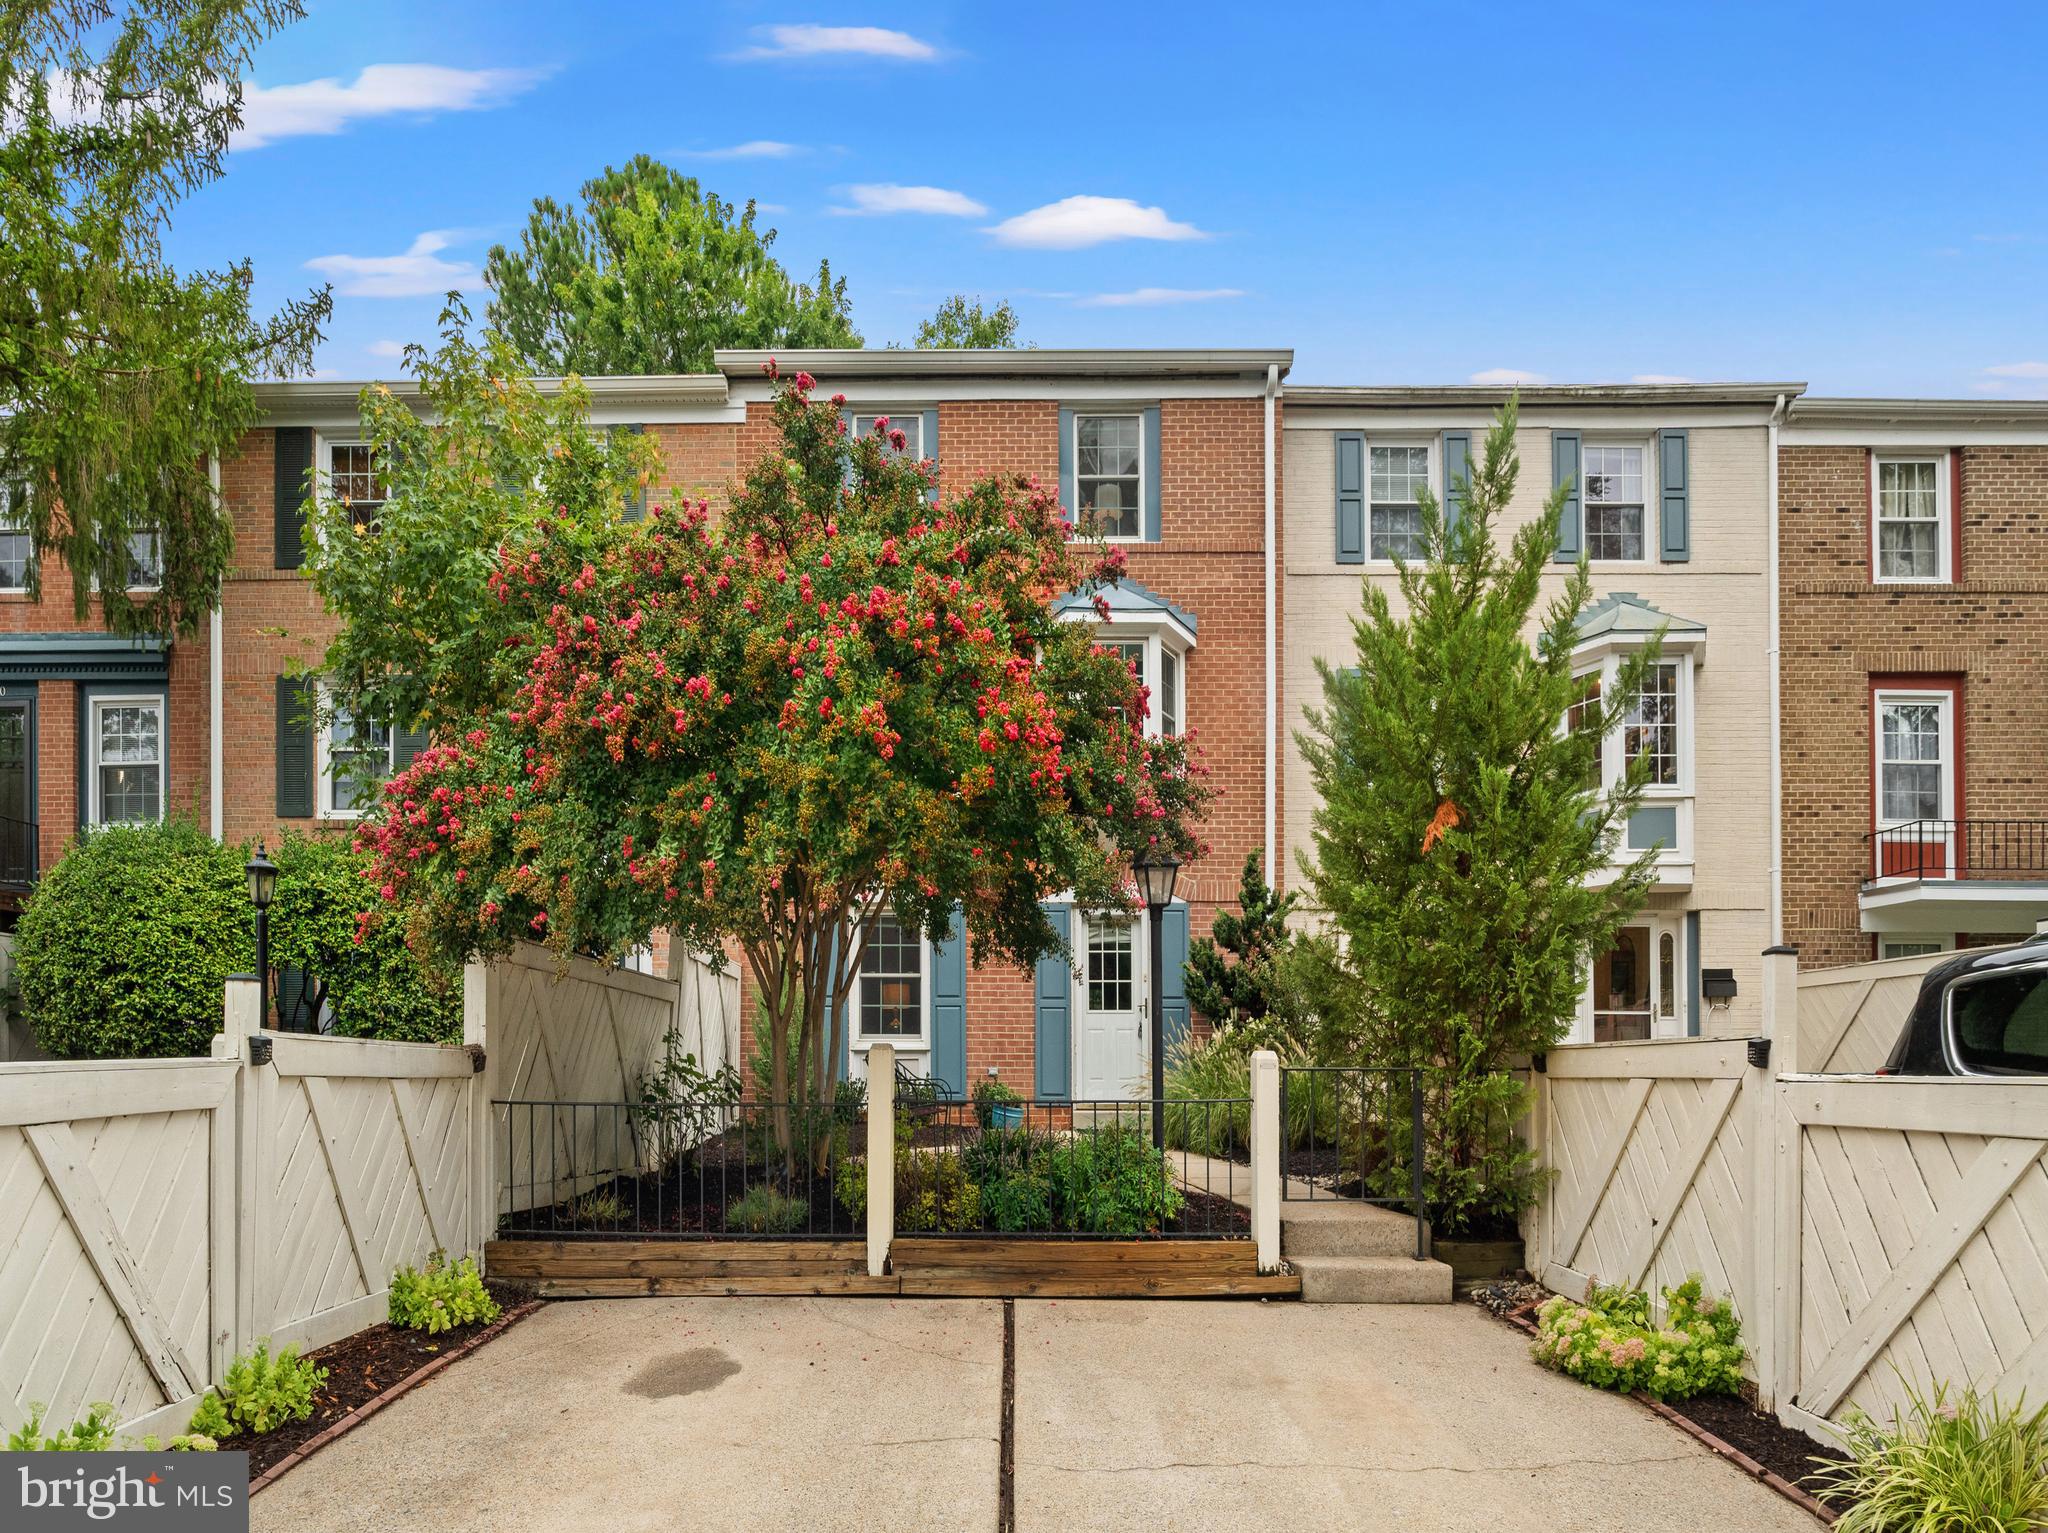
[166,1,2048,395]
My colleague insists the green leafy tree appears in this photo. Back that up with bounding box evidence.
[0,0,331,637]
[343,358,1212,1172]
[1291,397,1659,1234]
[1183,852,1297,1038]
[484,155,859,375]
[915,294,1021,349]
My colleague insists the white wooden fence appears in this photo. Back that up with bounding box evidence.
[0,942,730,1441]
[1530,948,2048,1440]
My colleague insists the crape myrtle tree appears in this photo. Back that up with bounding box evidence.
[1292,397,1659,1235]
[341,351,1211,1172]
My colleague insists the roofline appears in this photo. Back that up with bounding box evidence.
[250,374,730,413]
[1788,395,2048,427]
[1284,382,1806,408]
[714,348,1293,380]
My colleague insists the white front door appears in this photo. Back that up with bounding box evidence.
[1075,915,1146,1100]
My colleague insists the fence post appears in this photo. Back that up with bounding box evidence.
[1249,1050,1281,1274]
[866,1043,895,1278]
[218,976,265,1360]
[464,961,491,1259]
[1757,944,1800,1413]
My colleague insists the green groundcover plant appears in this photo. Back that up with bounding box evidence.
[1532,1276,1745,1401]
[388,1252,500,1334]
[7,1402,214,1452]
[185,1341,325,1440]
[1806,1375,2048,1533]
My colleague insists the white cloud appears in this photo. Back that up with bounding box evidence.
[305,231,480,298]
[1469,367,1550,386]
[733,24,938,61]
[365,339,408,360]
[753,202,790,215]
[1078,287,1245,308]
[682,139,805,160]
[986,195,1207,250]
[234,64,543,148]
[830,183,987,217]
[1984,361,2048,378]
[1630,373,1696,385]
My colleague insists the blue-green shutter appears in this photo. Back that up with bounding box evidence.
[1335,432,1365,564]
[1685,911,1702,1038]
[1159,904,1190,1053]
[274,427,313,571]
[1058,408,1076,523]
[620,423,648,521]
[1141,405,1162,541]
[1552,431,1583,563]
[392,717,430,773]
[1659,429,1690,562]
[1034,902,1071,1099]
[276,676,314,818]
[921,408,940,505]
[1441,430,1471,540]
[930,906,966,1099]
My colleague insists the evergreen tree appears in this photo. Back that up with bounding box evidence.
[1291,396,1659,1234]
[915,294,1021,349]
[484,156,859,376]
[1184,852,1297,1039]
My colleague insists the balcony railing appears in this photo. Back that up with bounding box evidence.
[1865,819,2048,883]
[0,815,36,890]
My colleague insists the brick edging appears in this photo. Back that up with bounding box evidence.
[246,1300,544,1496]
[1497,1304,1836,1526]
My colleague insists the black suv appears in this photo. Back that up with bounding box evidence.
[1880,935,2048,1076]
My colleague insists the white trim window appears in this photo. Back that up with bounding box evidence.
[1624,662,1681,787]
[852,412,923,461]
[1086,919,1136,1013]
[318,696,396,818]
[0,481,30,592]
[1879,935,1953,960]
[1093,629,1190,740]
[90,695,164,825]
[1158,646,1181,738]
[856,910,927,1045]
[1572,643,1699,870]
[1584,916,1687,1041]
[1075,413,1143,540]
[1583,444,1647,561]
[324,441,385,530]
[1369,443,1430,561]
[125,527,162,592]
[1873,456,1948,583]
[1875,692,1950,826]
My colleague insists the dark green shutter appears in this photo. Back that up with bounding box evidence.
[1159,905,1190,1053]
[1057,408,1076,523]
[1441,431,1471,539]
[1552,431,1583,563]
[274,427,313,571]
[621,423,648,521]
[930,907,966,1099]
[276,676,315,817]
[921,408,940,505]
[392,718,431,773]
[1033,902,1071,1099]
[276,966,313,1032]
[1335,432,1365,564]
[1141,405,1163,541]
[1659,429,1690,562]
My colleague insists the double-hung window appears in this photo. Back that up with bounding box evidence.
[852,413,922,461]
[1583,445,1647,561]
[1369,445,1429,561]
[1874,457,1947,582]
[326,441,385,531]
[0,482,30,592]
[319,697,396,818]
[857,910,926,1043]
[90,696,164,825]
[126,527,162,591]
[1075,414,1142,539]
[1624,663,1681,786]
[1872,686,1956,880]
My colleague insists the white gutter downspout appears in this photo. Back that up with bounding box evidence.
[1766,394,1789,945]
[1263,363,1279,881]
[207,454,223,842]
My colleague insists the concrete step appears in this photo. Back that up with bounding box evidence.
[1281,1207,1424,1260]
[1293,1254,1454,1305]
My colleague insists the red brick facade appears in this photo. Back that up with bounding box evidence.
[1779,440,2048,967]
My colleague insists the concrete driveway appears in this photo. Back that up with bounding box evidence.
[254,1298,1816,1533]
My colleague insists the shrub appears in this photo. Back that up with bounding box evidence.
[978,1168,1053,1232]
[632,1020,744,1166]
[1531,1276,1745,1401]
[1163,1033,1251,1158]
[833,1151,868,1222]
[896,1147,980,1232]
[726,1186,809,1234]
[971,1077,1022,1129]
[1043,1125,1183,1235]
[1807,1375,2048,1532]
[7,1401,118,1450]
[185,1341,326,1440]
[388,1252,500,1334]
[16,819,251,1057]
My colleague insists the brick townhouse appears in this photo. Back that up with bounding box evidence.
[1777,397,2048,968]
[1282,382,1801,1039]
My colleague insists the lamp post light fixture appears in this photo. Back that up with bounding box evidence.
[246,842,278,1030]
[1135,843,1181,1151]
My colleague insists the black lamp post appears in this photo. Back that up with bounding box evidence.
[1135,843,1181,1150]
[246,842,278,1030]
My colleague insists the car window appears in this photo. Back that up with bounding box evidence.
[1950,967,2048,1074]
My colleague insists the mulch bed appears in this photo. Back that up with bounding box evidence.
[242,1281,536,1485]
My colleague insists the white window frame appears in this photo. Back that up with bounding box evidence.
[1581,437,1654,565]
[1577,914,1688,1043]
[88,693,166,826]
[851,908,930,1052]
[1879,934,1954,960]
[1572,648,1697,866]
[1364,438,1434,565]
[1095,627,1191,741]
[1072,412,1147,543]
[1871,453,1951,585]
[316,688,397,820]
[1872,688,1954,830]
[851,411,924,462]
[0,480,30,594]
[319,438,386,531]
[124,526,162,593]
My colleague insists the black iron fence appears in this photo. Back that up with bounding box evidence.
[1866,818,2048,882]
[1278,1066,1426,1258]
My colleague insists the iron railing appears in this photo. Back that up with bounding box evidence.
[1278,1066,1427,1261]
[0,814,36,889]
[1866,819,2048,883]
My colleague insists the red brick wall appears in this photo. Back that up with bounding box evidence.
[1780,443,2048,966]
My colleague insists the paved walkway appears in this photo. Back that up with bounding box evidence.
[253,1298,1816,1533]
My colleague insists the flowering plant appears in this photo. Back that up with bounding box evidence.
[1531,1274,1745,1400]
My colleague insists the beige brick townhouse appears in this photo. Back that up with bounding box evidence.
[1282,383,1804,1038]
[1777,397,2048,967]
